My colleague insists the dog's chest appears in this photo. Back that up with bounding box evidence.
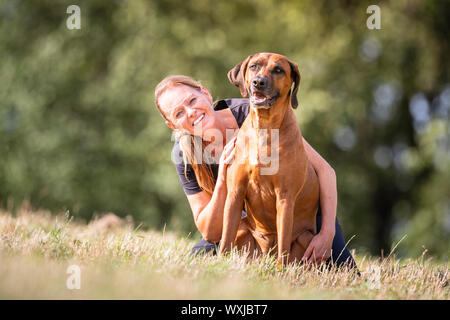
[237,129,281,175]
[245,178,278,231]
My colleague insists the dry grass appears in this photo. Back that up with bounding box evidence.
[0,207,448,299]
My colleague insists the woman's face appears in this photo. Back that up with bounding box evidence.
[158,84,216,136]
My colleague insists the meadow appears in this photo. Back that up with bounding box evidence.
[0,206,448,300]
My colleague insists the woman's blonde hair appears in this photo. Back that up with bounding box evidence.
[155,75,216,195]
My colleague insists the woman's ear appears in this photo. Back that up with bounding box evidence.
[165,120,176,130]
[200,86,213,104]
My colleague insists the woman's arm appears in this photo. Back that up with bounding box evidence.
[302,137,337,262]
[187,182,226,242]
[186,137,237,242]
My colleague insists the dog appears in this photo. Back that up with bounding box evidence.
[219,53,320,266]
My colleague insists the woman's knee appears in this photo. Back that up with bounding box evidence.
[191,239,218,256]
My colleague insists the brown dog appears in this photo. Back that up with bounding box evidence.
[219,53,320,266]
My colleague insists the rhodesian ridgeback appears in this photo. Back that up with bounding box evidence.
[219,53,320,266]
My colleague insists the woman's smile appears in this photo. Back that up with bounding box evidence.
[192,111,214,134]
[193,113,205,127]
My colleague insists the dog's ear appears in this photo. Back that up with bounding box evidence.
[227,54,254,98]
[288,60,301,109]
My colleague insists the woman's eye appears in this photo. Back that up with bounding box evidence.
[189,97,196,105]
[175,110,184,118]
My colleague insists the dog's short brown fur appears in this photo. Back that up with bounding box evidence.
[219,53,320,265]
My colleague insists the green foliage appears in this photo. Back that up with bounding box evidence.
[0,0,449,258]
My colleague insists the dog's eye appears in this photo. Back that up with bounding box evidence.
[273,67,283,74]
[249,64,257,71]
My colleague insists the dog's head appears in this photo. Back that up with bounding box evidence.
[227,53,300,109]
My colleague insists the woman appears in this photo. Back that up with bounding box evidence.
[155,75,356,268]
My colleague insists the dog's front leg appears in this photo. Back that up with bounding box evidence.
[219,187,246,255]
[276,197,295,267]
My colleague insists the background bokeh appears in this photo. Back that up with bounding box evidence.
[0,0,449,259]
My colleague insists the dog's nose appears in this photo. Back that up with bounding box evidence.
[252,76,268,88]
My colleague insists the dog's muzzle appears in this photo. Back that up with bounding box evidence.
[250,76,279,108]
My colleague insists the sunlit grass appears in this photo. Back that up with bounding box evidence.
[0,207,448,299]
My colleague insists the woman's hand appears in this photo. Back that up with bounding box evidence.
[301,229,335,263]
[217,136,237,186]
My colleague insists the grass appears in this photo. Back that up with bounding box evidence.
[0,207,448,299]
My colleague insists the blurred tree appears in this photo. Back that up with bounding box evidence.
[0,0,448,258]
